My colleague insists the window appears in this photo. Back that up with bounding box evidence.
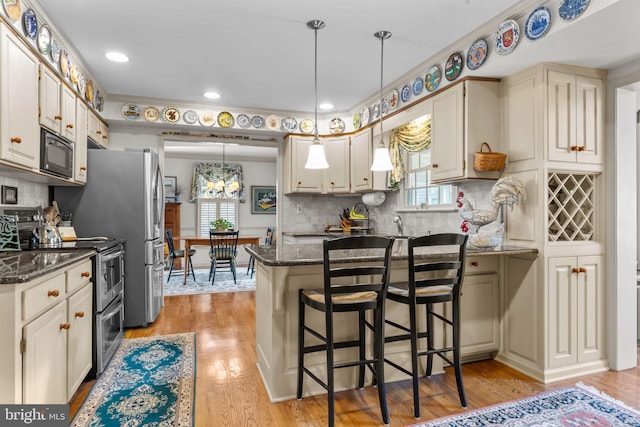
[403,148,454,209]
[197,199,238,237]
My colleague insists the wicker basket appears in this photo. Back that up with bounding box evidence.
[473,142,506,171]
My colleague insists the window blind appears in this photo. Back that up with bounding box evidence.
[197,199,238,237]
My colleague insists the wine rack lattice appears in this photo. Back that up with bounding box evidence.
[547,173,595,242]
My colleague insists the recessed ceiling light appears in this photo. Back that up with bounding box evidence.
[105,51,129,63]
[319,103,333,110]
[204,91,221,100]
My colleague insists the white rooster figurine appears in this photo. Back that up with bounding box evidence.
[457,176,526,247]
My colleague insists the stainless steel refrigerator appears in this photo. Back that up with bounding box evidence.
[54,149,164,327]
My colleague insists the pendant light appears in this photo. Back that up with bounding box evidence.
[371,30,394,171]
[211,144,239,198]
[304,19,329,169]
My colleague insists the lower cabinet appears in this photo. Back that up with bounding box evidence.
[459,273,499,359]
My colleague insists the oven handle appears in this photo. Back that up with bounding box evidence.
[100,296,124,322]
[101,248,124,263]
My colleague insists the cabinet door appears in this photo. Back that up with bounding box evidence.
[575,76,603,165]
[548,256,577,368]
[431,83,464,182]
[23,301,68,404]
[61,85,76,142]
[39,64,61,133]
[576,255,604,363]
[0,26,40,169]
[324,136,350,193]
[287,136,322,193]
[87,110,100,144]
[350,129,373,192]
[74,99,88,183]
[547,71,577,163]
[460,273,499,357]
[67,284,93,399]
[99,121,109,148]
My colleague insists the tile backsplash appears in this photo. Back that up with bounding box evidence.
[0,176,48,207]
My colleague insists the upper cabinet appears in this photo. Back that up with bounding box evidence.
[0,25,40,169]
[324,136,350,193]
[284,136,322,194]
[39,64,77,142]
[88,110,109,149]
[351,129,373,192]
[430,79,502,183]
[74,99,88,183]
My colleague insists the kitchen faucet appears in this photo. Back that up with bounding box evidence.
[393,215,403,236]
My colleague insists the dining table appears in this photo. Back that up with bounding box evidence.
[172,235,261,285]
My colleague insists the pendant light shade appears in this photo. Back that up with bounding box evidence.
[371,30,393,172]
[304,19,329,170]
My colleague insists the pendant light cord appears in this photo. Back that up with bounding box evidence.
[314,23,319,142]
[375,31,391,148]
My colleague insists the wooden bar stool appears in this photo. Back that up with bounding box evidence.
[296,235,395,427]
[384,233,468,419]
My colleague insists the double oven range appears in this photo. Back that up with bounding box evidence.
[5,207,125,377]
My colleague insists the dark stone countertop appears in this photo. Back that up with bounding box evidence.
[0,249,95,284]
[245,241,538,267]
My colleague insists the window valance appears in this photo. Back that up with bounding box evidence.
[388,117,431,190]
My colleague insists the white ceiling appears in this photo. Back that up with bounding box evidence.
[34,0,640,159]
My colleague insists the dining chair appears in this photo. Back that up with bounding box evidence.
[209,230,239,285]
[247,227,275,278]
[165,230,196,283]
[384,233,468,419]
[297,235,395,427]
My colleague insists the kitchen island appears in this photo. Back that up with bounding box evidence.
[246,240,538,402]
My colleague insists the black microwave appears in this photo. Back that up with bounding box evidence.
[40,128,73,179]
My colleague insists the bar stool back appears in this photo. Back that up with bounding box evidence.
[297,235,395,427]
[384,233,468,419]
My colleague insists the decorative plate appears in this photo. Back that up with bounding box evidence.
[182,109,198,125]
[217,111,234,128]
[412,77,423,96]
[50,38,61,63]
[36,23,51,55]
[143,106,160,122]
[282,116,298,132]
[445,52,464,81]
[60,51,70,79]
[94,89,101,110]
[300,119,314,134]
[400,84,411,102]
[559,0,589,21]
[328,118,345,134]
[70,63,79,84]
[352,112,361,130]
[381,98,389,115]
[236,113,250,128]
[388,89,399,110]
[122,104,141,121]
[525,6,552,40]
[3,0,21,22]
[251,115,265,129]
[162,106,181,124]
[425,65,442,92]
[22,7,37,39]
[199,111,215,126]
[372,103,380,120]
[85,80,94,103]
[495,19,520,55]
[466,38,488,71]
[361,106,370,126]
[265,114,280,130]
[77,72,86,94]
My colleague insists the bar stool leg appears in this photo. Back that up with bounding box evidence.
[296,290,305,399]
[452,298,467,408]
[358,310,366,388]
[410,301,420,419]
[374,306,390,425]
[326,309,336,427]
[425,303,434,377]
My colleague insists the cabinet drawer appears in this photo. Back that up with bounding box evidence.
[465,256,498,275]
[22,274,66,321]
[66,259,92,294]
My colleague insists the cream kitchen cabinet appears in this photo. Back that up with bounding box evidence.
[284,136,322,194]
[88,110,110,148]
[39,64,77,142]
[430,78,502,183]
[324,136,350,193]
[0,255,93,404]
[0,24,40,169]
[547,255,605,370]
[60,85,77,142]
[74,99,88,183]
[351,128,373,192]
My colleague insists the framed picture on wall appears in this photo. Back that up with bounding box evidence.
[251,186,276,214]
[164,176,177,201]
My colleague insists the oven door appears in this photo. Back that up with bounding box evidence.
[95,292,124,375]
[96,245,125,312]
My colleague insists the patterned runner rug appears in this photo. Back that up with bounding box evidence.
[72,333,195,427]
[411,382,640,426]
[164,268,255,295]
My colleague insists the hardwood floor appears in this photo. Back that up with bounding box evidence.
[69,291,640,426]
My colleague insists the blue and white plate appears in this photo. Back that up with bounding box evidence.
[372,103,380,120]
[251,115,265,129]
[282,116,298,132]
[495,19,520,55]
[525,6,552,40]
[400,84,411,102]
[236,113,250,128]
[22,8,37,39]
[50,38,61,63]
[466,38,488,71]
[425,65,441,92]
[182,109,198,125]
[412,77,423,96]
[37,23,51,55]
[559,0,590,21]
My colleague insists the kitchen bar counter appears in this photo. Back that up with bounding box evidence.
[0,249,94,284]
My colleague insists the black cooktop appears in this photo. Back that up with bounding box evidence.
[28,238,124,252]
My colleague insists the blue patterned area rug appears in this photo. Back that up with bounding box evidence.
[164,268,255,296]
[72,333,195,427]
[411,383,640,426]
